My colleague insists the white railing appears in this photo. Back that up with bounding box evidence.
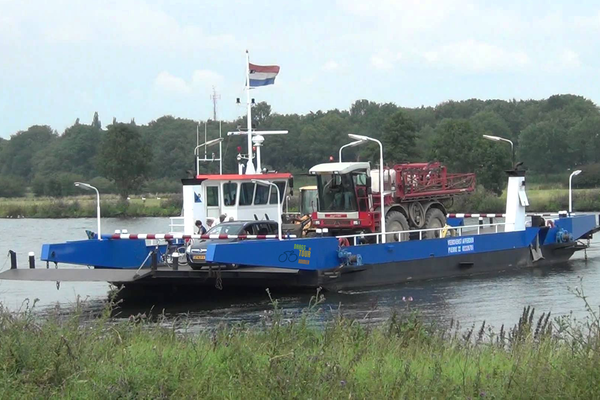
[334,222,507,246]
[169,216,186,234]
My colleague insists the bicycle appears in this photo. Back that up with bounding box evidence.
[278,250,298,262]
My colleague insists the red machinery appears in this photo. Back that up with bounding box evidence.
[309,161,475,240]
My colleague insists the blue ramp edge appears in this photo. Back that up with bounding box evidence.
[554,214,597,241]
[41,239,166,269]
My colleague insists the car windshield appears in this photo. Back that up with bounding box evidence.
[206,223,245,235]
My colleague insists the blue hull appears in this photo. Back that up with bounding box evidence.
[206,215,597,272]
[41,239,167,269]
[32,215,596,291]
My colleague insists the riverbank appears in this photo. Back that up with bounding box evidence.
[0,195,181,218]
[1,188,599,218]
[450,187,600,213]
[1,296,599,399]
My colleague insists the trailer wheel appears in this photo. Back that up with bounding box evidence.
[423,208,446,239]
[385,211,410,242]
[408,202,426,228]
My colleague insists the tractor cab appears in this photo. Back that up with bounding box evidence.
[308,162,375,232]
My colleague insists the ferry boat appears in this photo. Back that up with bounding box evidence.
[2,53,598,293]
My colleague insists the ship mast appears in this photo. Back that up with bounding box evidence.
[228,51,287,174]
[245,50,256,174]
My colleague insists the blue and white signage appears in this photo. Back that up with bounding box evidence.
[447,237,475,254]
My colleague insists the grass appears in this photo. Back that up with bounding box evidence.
[450,187,600,213]
[1,288,600,398]
[0,194,181,218]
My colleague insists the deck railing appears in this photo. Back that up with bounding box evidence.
[333,221,508,246]
[169,217,186,234]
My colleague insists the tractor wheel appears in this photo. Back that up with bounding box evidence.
[423,208,446,239]
[385,211,410,242]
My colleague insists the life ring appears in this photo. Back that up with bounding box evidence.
[546,219,555,228]
[338,238,350,247]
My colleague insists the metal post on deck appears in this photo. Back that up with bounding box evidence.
[9,250,16,269]
[151,250,158,271]
[28,252,35,269]
[172,252,179,271]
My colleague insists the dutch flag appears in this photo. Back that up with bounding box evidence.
[249,63,280,87]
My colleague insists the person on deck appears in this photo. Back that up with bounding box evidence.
[195,220,207,235]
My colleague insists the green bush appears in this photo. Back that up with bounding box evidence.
[88,176,117,194]
[0,176,25,198]
[449,186,505,213]
[142,178,181,194]
[574,163,600,188]
[31,172,85,197]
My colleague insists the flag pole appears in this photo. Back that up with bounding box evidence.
[245,50,255,174]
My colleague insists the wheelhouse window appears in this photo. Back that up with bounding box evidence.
[317,173,358,212]
[206,186,219,207]
[239,182,255,206]
[223,182,237,206]
[269,181,286,204]
[254,183,270,205]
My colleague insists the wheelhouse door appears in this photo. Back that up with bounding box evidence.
[205,184,220,219]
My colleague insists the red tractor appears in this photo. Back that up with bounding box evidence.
[308,161,475,240]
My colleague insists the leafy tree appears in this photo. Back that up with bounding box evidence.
[518,121,570,174]
[252,101,272,127]
[97,123,150,198]
[430,119,509,194]
[34,123,102,178]
[381,110,417,163]
[470,111,512,143]
[91,112,101,130]
[0,176,25,197]
[0,125,57,180]
[568,116,600,164]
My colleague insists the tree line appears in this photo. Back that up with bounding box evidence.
[1,94,599,198]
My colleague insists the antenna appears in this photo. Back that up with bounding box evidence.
[210,86,221,121]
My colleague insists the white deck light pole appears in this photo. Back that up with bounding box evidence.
[348,134,386,243]
[338,140,364,162]
[252,179,282,240]
[74,182,101,240]
[483,134,515,167]
[569,170,582,214]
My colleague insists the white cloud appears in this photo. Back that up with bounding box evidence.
[154,70,224,95]
[192,70,225,90]
[4,0,235,51]
[371,55,392,70]
[338,0,473,33]
[370,50,402,71]
[422,40,530,73]
[154,72,191,94]
[322,60,339,71]
[560,50,582,69]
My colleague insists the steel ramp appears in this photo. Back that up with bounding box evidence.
[0,269,152,282]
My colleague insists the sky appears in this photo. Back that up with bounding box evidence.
[2,0,600,138]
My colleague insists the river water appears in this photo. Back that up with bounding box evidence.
[1,217,599,330]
